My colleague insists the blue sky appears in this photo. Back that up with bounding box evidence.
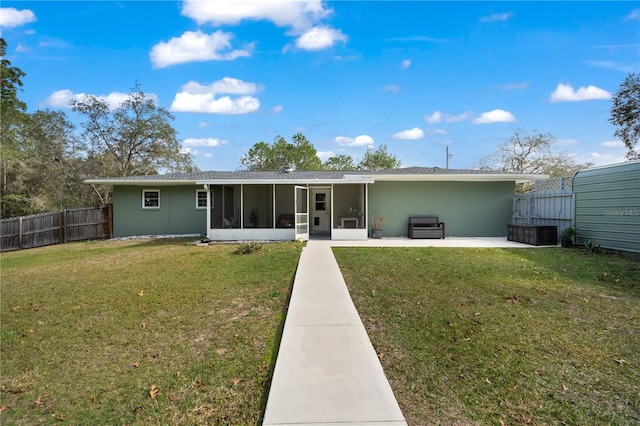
[1,1,638,172]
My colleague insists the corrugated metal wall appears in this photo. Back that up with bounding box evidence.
[573,161,640,253]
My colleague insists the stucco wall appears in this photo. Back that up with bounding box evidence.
[112,186,206,237]
[368,181,515,237]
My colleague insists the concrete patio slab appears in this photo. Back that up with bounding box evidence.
[322,236,555,248]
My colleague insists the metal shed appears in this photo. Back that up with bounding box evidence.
[572,160,640,253]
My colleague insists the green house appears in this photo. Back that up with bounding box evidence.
[86,167,543,240]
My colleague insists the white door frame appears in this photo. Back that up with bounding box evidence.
[294,186,309,240]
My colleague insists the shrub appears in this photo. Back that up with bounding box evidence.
[235,242,263,255]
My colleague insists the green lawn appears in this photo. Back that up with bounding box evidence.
[1,239,302,425]
[334,247,640,426]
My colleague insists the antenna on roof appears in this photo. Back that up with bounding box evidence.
[446,146,453,169]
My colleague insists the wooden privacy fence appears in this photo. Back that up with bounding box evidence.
[1,205,113,252]
[513,177,573,239]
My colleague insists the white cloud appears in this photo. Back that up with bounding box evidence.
[171,93,259,115]
[558,138,579,146]
[391,127,425,140]
[549,83,612,102]
[181,0,344,52]
[16,43,31,53]
[316,150,335,160]
[150,30,252,68]
[44,90,76,108]
[383,84,400,92]
[591,43,640,49]
[424,110,473,123]
[585,152,627,167]
[183,138,228,147]
[401,59,411,69]
[198,122,210,129]
[480,12,513,23]
[625,9,639,21]
[272,105,283,113]
[599,140,625,148]
[335,135,374,147]
[38,38,69,49]
[43,89,157,110]
[295,26,347,50]
[181,0,330,29]
[183,78,262,95]
[0,8,36,28]
[170,78,261,114]
[473,109,516,124]
[586,60,635,73]
[426,128,447,135]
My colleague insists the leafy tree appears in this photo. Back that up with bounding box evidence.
[609,73,640,160]
[357,144,401,170]
[240,133,323,171]
[0,38,26,115]
[1,109,98,216]
[72,83,196,177]
[20,110,95,210]
[1,38,30,217]
[324,154,357,170]
[478,129,592,191]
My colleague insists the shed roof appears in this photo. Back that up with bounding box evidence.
[85,167,545,186]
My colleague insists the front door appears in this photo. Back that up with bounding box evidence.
[311,188,330,233]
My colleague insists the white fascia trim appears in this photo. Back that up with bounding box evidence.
[367,173,548,184]
[195,178,375,185]
[84,179,198,186]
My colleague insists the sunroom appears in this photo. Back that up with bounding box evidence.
[202,180,372,241]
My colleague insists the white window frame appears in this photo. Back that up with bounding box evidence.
[196,189,208,209]
[142,189,160,209]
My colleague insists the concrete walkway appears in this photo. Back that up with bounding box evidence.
[263,237,545,425]
[262,240,407,426]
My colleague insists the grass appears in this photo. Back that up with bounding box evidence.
[333,247,640,426]
[1,238,302,425]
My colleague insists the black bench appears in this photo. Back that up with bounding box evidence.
[408,216,445,239]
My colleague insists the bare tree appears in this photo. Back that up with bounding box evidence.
[478,129,592,191]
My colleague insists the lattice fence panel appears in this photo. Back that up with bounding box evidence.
[534,177,572,194]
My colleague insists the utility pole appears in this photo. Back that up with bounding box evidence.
[446,146,453,169]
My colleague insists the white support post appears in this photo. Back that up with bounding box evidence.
[204,184,210,235]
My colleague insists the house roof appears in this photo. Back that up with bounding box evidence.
[84,167,546,186]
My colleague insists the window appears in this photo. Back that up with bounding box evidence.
[315,193,326,211]
[196,189,208,209]
[142,189,160,209]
